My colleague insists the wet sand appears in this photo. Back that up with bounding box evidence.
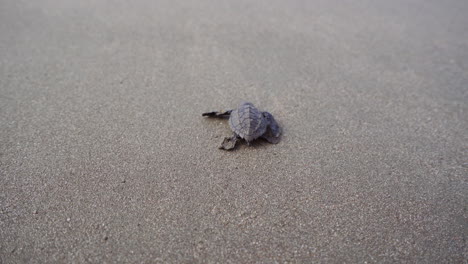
[1,0,467,262]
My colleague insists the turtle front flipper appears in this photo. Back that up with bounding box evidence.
[219,133,239,150]
[202,110,232,118]
[261,111,281,144]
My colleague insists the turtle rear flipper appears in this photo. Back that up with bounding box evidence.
[202,110,232,118]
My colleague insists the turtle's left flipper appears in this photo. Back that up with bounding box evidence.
[202,110,232,118]
[219,134,238,150]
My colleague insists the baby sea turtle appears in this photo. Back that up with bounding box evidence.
[202,102,281,150]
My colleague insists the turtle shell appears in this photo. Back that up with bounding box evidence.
[229,102,267,142]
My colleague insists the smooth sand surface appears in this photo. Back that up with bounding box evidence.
[1,0,467,262]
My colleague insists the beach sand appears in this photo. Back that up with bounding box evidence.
[1,0,467,262]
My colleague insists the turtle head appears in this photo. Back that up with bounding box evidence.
[262,111,281,137]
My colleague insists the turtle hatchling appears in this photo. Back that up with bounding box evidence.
[202,102,281,150]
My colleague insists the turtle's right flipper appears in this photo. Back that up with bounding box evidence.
[202,110,232,118]
[219,135,238,150]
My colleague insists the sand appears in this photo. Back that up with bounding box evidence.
[1,0,467,262]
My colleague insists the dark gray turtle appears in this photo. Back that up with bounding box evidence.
[202,102,281,150]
